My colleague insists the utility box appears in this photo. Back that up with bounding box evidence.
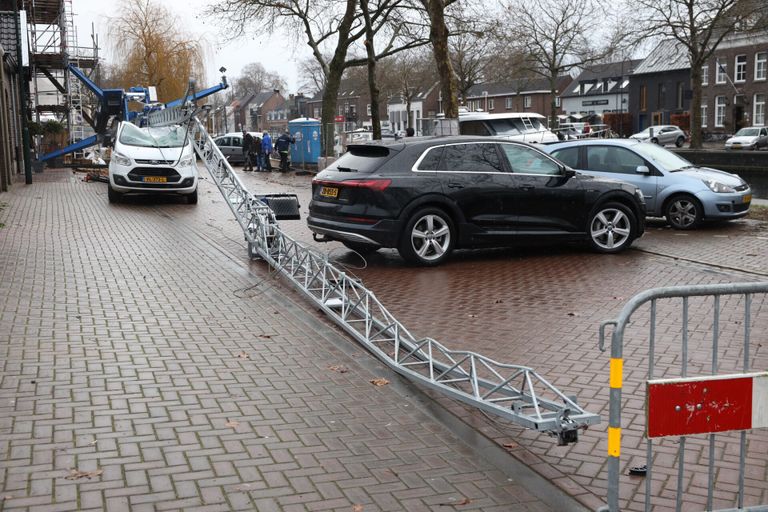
[289,118,321,165]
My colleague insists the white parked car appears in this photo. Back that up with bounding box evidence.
[108,122,199,204]
[629,125,687,147]
[724,126,768,150]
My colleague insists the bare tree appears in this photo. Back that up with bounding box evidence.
[233,62,288,97]
[209,0,429,154]
[380,50,436,129]
[449,20,492,103]
[108,0,205,103]
[298,57,328,94]
[505,0,626,128]
[634,0,768,148]
[420,0,459,117]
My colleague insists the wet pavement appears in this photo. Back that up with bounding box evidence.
[2,166,767,511]
[229,168,768,511]
[0,169,578,512]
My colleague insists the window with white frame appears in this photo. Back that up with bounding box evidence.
[555,96,561,107]
[716,59,727,84]
[367,103,371,116]
[524,96,531,108]
[313,107,320,119]
[701,99,708,128]
[755,94,766,126]
[701,64,709,85]
[505,97,513,109]
[756,52,767,81]
[735,55,747,82]
[715,96,726,126]
[488,98,495,110]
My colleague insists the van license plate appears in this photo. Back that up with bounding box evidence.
[320,186,338,198]
[143,176,167,183]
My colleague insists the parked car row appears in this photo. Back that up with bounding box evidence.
[106,120,753,267]
[308,134,752,265]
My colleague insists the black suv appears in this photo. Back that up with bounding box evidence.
[308,136,645,266]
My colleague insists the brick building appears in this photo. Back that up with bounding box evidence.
[306,79,392,132]
[699,30,768,135]
[464,76,572,125]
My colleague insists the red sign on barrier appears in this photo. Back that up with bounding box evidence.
[647,372,768,438]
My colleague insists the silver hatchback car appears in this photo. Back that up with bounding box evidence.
[544,139,752,229]
[630,125,687,147]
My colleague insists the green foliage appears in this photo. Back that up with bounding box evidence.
[42,120,65,134]
[28,121,44,137]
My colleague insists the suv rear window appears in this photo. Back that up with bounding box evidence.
[327,146,391,173]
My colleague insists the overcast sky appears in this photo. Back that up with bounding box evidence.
[73,0,311,93]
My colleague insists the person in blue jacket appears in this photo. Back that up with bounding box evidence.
[261,132,273,171]
[275,131,295,172]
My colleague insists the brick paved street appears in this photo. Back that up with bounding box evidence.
[2,166,767,512]
[220,169,768,511]
[0,170,573,511]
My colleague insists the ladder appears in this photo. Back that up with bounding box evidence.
[63,0,85,158]
[146,102,601,445]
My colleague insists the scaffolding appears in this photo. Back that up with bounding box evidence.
[24,0,98,160]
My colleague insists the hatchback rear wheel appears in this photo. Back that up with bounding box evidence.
[398,207,455,266]
[587,202,635,253]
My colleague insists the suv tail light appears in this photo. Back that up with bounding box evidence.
[314,179,391,191]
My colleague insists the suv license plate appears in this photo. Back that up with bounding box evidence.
[143,176,167,183]
[320,186,338,198]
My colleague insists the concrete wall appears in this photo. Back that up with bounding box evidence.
[672,149,768,198]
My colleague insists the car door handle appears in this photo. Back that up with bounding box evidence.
[518,185,534,191]
[447,182,464,189]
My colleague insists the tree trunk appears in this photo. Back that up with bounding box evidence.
[548,73,558,130]
[406,95,412,132]
[422,0,458,117]
[319,0,357,156]
[689,56,703,149]
[360,0,381,139]
[321,60,345,157]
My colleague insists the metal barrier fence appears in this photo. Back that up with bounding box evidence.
[598,283,768,511]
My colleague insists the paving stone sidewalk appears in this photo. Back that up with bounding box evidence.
[0,170,577,511]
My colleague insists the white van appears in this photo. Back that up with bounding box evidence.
[458,112,558,144]
[108,122,199,203]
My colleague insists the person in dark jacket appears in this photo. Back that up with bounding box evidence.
[253,134,262,171]
[242,130,254,171]
[275,131,295,172]
[261,132,273,171]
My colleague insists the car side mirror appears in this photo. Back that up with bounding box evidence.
[635,165,650,174]
[564,167,576,178]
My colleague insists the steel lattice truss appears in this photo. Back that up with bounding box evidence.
[153,105,600,443]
